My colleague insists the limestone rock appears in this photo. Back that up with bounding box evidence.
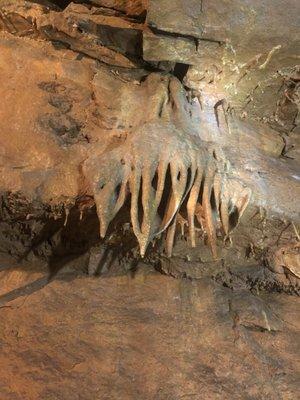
[89,0,148,17]
[143,30,222,65]
[0,262,299,399]
[266,242,300,283]
[0,0,56,38]
[0,3,299,397]
[147,0,203,38]
[37,3,144,67]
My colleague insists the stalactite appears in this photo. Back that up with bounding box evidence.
[83,122,251,257]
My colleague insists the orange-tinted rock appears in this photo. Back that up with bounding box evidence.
[0,259,299,399]
[91,0,148,16]
[37,3,145,67]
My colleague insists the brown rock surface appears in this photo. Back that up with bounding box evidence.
[148,0,300,135]
[0,32,92,201]
[37,3,145,67]
[0,258,299,400]
[0,29,299,262]
[0,2,299,398]
[89,0,148,17]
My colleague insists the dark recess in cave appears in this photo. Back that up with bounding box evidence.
[173,63,190,82]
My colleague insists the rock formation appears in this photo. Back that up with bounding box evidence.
[0,1,299,398]
[1,0,299,279]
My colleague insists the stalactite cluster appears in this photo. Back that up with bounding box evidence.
[83,122,251,257]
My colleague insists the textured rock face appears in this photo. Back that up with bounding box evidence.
[0,0,299,270]
[88,0,147,16]
[0,257,299,400]
[0,31,298,261]
[147,0,300,137]
[0,0,299,268]
[0,1,299,398]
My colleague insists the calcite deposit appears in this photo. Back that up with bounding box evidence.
[0,1,299,399]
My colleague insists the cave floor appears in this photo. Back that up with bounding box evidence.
[0,255,299,400]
